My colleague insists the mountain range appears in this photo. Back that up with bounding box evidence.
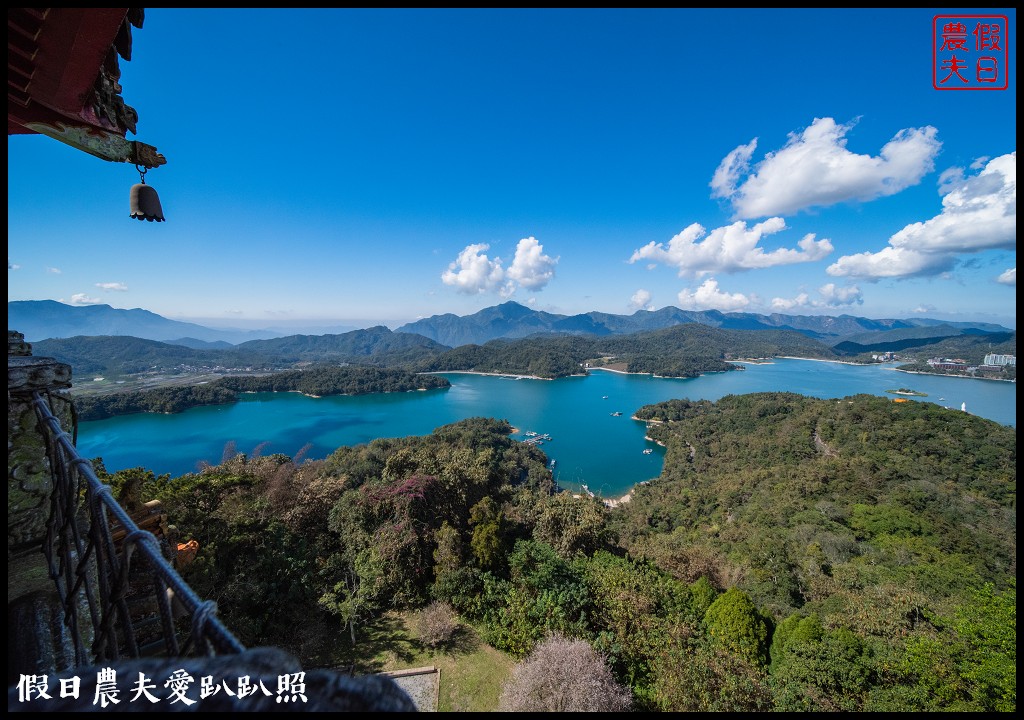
[393,301,1011,347]
[9,299,1013,348]
[8,300,286,344]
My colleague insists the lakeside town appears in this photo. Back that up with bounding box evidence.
[882,351,1017,382]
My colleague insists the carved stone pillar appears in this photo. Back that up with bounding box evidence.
[7,330,76,681]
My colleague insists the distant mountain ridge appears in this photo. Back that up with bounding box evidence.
[7,300,350,344]
[395,301,1012,347]
[11,299,1012,350]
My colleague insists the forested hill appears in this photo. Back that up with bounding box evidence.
[33,323,838,382]
[621,392,1016,619]
[834,328,1015,358]
[105,397,1016,711]
[31,335,277,376]
[232,326,449,363]
[594,324,836,375]
[74,366,450,420]
[32,327,450,377]
[415,323,838,378]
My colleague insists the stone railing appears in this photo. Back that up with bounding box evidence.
[8,330,242,674]
[32,389,246,662]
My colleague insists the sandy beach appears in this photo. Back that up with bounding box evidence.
[422,370,555,381]
[587,366,631,375]
[776,356,870,367]
[602,491,632,508]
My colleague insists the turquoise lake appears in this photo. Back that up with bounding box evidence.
[77,359,1016,499]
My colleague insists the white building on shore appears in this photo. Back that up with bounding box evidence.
[983,354,1016,366]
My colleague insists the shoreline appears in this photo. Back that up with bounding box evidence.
[423,370,557,381]
[775,356,870,367]
[588,365,734,380]
[563,475,656,509]
[895,368,1016,383]
[587,366,631,375]
[765,358,1011,383]
[602,491,633,509]
[567,486,635,508]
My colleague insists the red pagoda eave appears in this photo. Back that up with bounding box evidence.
[8,7,164,167]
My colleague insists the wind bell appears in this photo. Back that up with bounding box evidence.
[129,164,165,222]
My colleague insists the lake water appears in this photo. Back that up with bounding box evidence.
[77,359,1016,499]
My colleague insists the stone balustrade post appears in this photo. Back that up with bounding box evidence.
[8,330,77,679]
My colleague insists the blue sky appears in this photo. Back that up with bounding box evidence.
[7,8,1017,330]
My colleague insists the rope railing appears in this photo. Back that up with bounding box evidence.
[31,390,245,667]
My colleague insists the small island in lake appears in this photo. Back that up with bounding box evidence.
[886,388,928,397]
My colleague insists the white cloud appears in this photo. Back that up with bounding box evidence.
[507,237,558,291]
[8,262,20,270]
[889,153,1015,253]
[828,153,1016,280]
[69,293,101,305]
[441,243,506,295]
[997,268,1016,286]
[937,167,965,195]
[914,304,937,314]
[443,237,558,296]
[773,283,863,310]
[629,218,832,277]
[827,246,955,279]
[712,117,941,219]
[817,283,864,306]
[95,282,128,291]
[629,289,653,311]
[677,278,751,311]
[46,267,62,274]
[771,293,811,311]
[710,139,757,200]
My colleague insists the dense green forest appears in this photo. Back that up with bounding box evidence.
[37,322,841,385]
[33,327,450,377]
[215,366,450,396]
[101,395,1016,711]
[415,325,838,379]
[413,336,594,378]
[32,334,280,376]
[75,366,450,420]
[230,327,449,366]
